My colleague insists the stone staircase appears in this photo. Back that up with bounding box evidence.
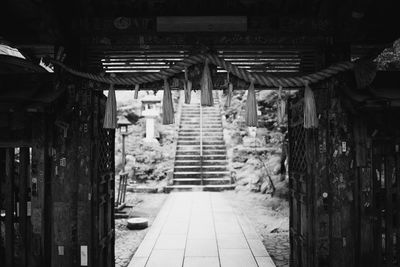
[165,92,235,192]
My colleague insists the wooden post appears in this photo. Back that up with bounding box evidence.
[0,148,5,262]
[5,148,15,267]
[77,89,93,267]
[122,132,126,172]
[19,147,30,267]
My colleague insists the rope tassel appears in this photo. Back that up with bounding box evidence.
[184,67,192,104]
[303,82,318,128]
[134,84,139,99]
[245,80,258,127]
[225,82,233,108]
[162,79,174,125]
[184,80,192,104]
[200,60,214,106]
[277,86,286,125]
[103,84,117,129]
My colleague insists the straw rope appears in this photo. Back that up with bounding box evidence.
[47,53,354,88]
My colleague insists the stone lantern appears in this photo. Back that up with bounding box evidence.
[141,94,161,143]
[117,116,132,172]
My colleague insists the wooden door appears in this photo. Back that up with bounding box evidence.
[0,147,33,267]
[288,96,312,267]
[91,94,115,267]
[371,139,400,266]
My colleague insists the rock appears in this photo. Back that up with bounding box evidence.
[251,176,261,184]
[260,181,270,194]
[237,177,251,186]
[232,162,245,169]
[250,184,260,192]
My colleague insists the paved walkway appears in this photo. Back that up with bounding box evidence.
[128,192,276,267]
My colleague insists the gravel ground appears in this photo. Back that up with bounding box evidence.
[223,190,290,267]
[115,192,167,267]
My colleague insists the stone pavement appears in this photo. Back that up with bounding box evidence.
[128,192,276,267]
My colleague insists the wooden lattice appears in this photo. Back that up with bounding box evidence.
[289,98,306,173]
[98,129,115,172]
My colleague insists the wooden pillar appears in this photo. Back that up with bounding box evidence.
[5,148,15,267]
[19,147,30,267]
[31,114,49,266]
[51,107,76,267]
[0,148,5,263]
[76,88,93,267]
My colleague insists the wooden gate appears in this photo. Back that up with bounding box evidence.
[288,94,313,267]
[91,94,115,267]
[0,147,39,267]
[371,139,400,266]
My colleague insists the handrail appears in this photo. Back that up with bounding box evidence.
[200,101,204,186]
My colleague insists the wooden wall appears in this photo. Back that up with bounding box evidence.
[289,76,400,267]
[0,80,114,267]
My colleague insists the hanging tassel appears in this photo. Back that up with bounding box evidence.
[354,60,377,89]
[277,86,286,125]
[103,84,117,129]
[303,81,318,129]
[200,60,214,106]
[224,72,233,108]
[245,80,258,127]
[162,79,174,125]
[134,84,139,99]
[184,67,192,104]
[225,82,233,108]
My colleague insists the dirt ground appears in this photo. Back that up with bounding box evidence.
[114,190,289,267]
[115,192,168,267]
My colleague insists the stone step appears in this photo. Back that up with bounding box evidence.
[173,171,229,179]
[177,141,225,146]
[175,151,200,156]
[176,145,226,150]
[172,178,232,186]
[174,160,227,166]
[164,184,235,192]
[178,137,224,141]
[203,150,226,155]
[202,141,225,145]
[175,155,227,161]
[174,165,227,172]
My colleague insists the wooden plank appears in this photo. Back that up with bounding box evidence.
[359,167,375,266]
[385,143,394,267]
[0,148,5,262]
[372,142,383,266]
[77,89,92,267]
[5,148,15,267]
[19,147,30,267]
[157,16,247,32]
[31,114,47,266]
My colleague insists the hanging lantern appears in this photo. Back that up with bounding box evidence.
[277,86,286,125]
[245,80,258,127]
[162,79,174,125]
[200,60,214,106]
[103,84,117,129]
[303,81,318,128]
[134,84,140,99]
